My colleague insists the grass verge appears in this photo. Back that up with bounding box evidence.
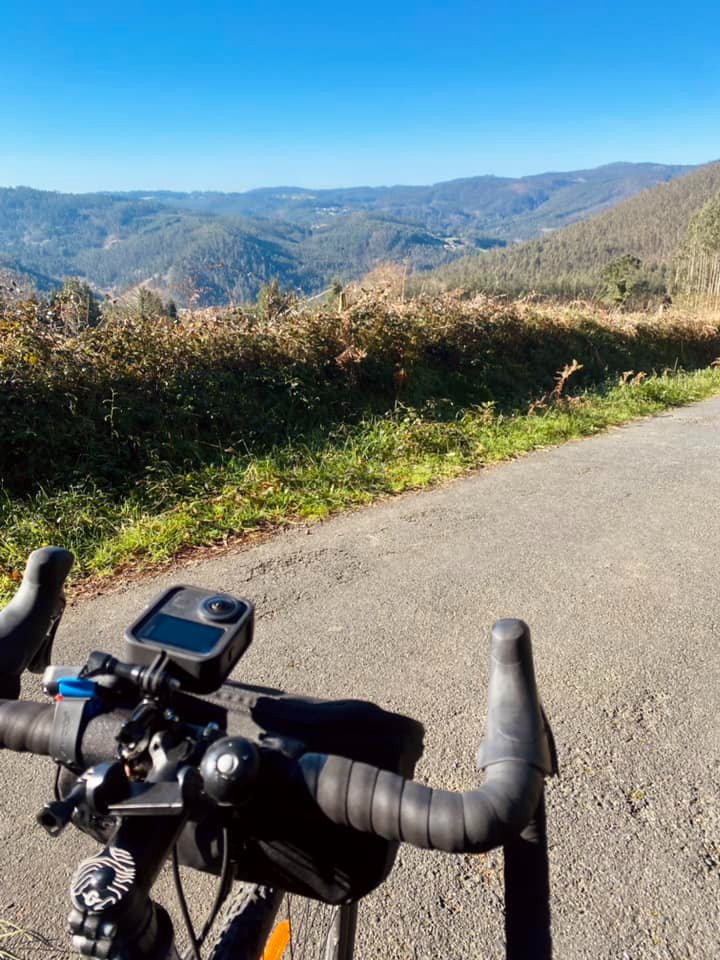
[2,365,720,603]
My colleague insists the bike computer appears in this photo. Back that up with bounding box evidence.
[124,585,254,693]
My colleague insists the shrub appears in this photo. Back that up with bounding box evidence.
[1,292,718,496]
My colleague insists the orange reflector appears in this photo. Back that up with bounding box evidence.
[261,919,291,960]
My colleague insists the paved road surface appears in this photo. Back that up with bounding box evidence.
[1,398,719,959]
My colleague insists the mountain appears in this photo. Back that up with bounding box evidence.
[0,163,698,304]
[422,161,720,298]
[126,162,693,241]
[0,187,492,303]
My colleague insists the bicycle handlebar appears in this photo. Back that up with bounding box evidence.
[296,619,553,853]
[0,547,74,695]
[0,620,553,855]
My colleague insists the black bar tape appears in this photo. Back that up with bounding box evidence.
[316,753,353,824]
[0,700,53,754]
[398,779,432,849]
[428,788,466,852]
[371,769,404,840]
[346,760,381,833]
[297,753,545,854]
[462,783,504,849]
[299,750,322,796]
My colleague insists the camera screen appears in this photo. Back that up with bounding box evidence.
[139,612,223,654]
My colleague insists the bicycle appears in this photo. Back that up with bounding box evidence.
[0,547,557,959]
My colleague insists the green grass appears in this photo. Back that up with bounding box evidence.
[2,365,719,603]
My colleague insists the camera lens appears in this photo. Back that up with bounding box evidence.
[200,595,242,622]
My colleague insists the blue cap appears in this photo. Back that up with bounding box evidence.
[57,678,98,699]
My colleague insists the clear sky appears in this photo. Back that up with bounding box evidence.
[2,0,719,192]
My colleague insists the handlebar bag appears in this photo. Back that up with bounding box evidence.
[177,680,425,904]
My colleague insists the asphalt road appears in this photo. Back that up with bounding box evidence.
[1,397,719,959]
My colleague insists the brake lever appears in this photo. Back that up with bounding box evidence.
[27,592,66,673]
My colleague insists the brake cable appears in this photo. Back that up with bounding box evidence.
[172,822,232,958]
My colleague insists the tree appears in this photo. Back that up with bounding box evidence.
[686,192,720,251]
[134,287,167,321]
[600,255,643,306]
[326,278,347,310]
[673,192,720,306]
[50,277,102,331]
[256,278,295,320]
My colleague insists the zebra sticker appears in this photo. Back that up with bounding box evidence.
[71,847,136,912]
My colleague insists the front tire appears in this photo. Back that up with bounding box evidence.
[200,885,357,960]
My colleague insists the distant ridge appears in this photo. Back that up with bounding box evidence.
[123,161,694,242]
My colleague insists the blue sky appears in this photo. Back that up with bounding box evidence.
[2,0,719,192]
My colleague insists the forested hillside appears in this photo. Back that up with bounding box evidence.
[0,188,486,302]
[0,162,694,305]
[422,161,720,299]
